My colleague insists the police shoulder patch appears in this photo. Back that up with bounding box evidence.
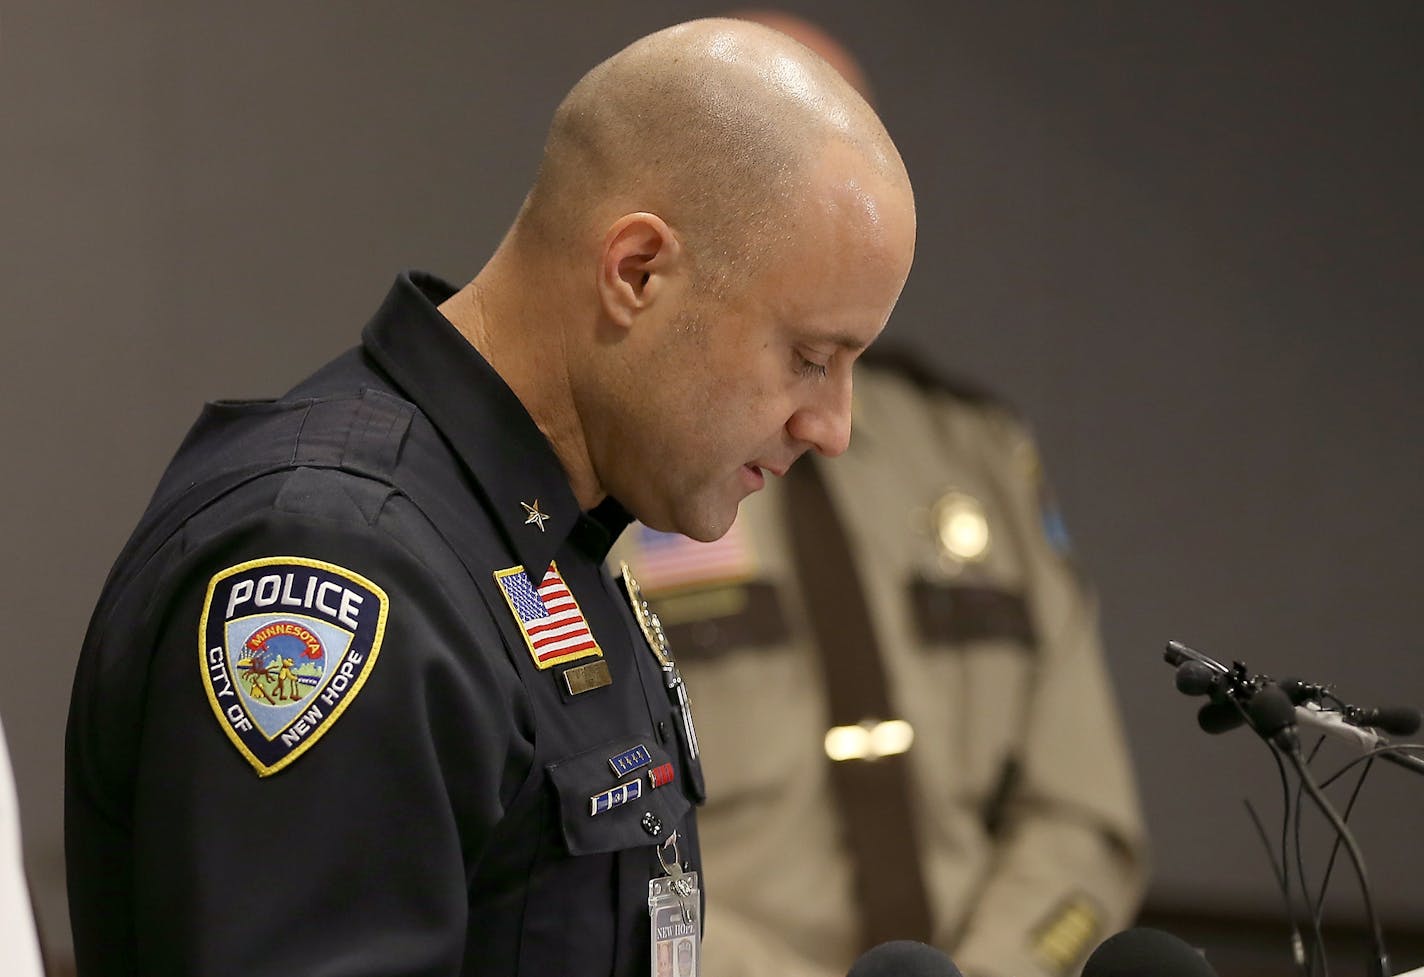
[199,556,389,777]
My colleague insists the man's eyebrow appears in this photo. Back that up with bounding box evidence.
[813,332,870,352]
[785,315,871,352]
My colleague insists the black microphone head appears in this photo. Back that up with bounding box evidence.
[1196,700,1246,734]
[847,941,962,977]
[1248,685,1297,740]
[1164,640,1192,667]
[1083,928,1218,977]
[1365,705,1422,736]
[1175,661,1219,697]
[1279,677,1321,705]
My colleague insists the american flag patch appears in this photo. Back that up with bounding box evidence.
[623,519,756,594]
[494,562,603,670]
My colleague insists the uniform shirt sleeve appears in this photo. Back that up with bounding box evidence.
[949,412,1148,977]
[123,469,534,977]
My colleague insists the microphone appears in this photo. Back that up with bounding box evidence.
[1348,704,1422,737]
[1081,928,1217,977]
[1293,703,1383,752]
[1279,674,1420,735]
[847,941,962,977]
[1196,699,1247,735]
[1293,701,1424,777]
[1173,655,1250,734]
[1279,676,1325,705]
[1164,640,1229,673]
[1247,684,1300,751]
[1168,644,1260,725]
[1174,660,1222,697]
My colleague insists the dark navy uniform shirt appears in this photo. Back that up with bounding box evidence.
[66,272,704,977]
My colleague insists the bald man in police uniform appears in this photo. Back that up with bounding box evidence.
[611,13,1147,977]
[64,20,915,977]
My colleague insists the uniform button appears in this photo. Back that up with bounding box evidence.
[657,721,669,741]
[641,812,662,836]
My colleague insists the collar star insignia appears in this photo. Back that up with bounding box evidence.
[521,499,550,532]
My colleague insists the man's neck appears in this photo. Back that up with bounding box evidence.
[439,253,606,512]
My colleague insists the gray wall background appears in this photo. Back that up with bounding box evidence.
[3,0,1421,961]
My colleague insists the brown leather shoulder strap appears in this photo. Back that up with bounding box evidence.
[784,459,934,949]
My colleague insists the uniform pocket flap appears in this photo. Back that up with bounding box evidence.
[910,579,1035,647]
[546,736,691,855]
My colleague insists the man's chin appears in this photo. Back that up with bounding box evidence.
[675,513,734,544]
[667,496,740,544]
[629,480,744,542]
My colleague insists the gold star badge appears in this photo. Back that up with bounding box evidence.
[521,499,550,532]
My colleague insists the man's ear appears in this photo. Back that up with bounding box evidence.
[597,212,683,329]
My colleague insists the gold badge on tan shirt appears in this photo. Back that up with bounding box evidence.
[1030,893,1103,976]
[932,490,991,564]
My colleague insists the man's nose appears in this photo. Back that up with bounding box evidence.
[786,374,853,459]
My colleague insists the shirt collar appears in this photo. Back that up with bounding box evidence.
[361,271,604,576]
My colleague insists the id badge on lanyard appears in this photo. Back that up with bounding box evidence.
[649,832,700,977]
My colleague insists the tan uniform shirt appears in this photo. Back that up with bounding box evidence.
[611,362,1148,977]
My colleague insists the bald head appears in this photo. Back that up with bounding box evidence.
[727,10,874,103]
[517,18,909,288]
[448,18,915,534]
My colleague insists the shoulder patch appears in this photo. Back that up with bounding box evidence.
[199,557,388,777]
[494,561,604,670]
[1019,440,1075,558]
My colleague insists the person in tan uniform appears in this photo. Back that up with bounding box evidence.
[610,14,1148,977]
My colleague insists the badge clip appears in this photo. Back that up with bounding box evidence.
[649,831,700,977]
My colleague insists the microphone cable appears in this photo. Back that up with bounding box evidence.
[1242,793,1312,977]
[1290,736,1331,977]
[1313,740,1424,946]
[1318,742,1424,790]
[1311,755,1375,950]
[1252,688,1392,977]
[1284,747,1389,977]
